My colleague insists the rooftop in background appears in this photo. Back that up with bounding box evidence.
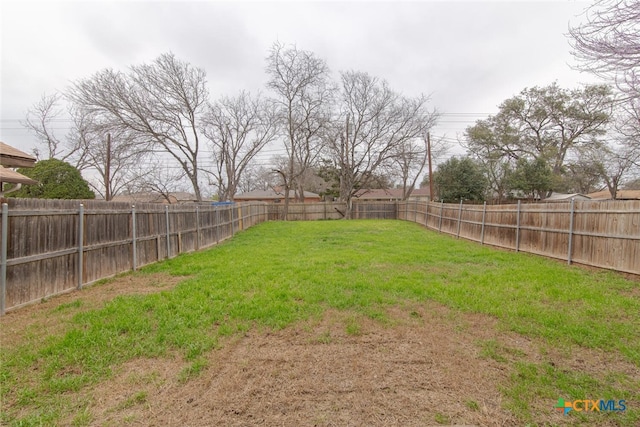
[110,192,198,204]
[354,188,431,201]
[545,192,591,202]
[587,190,640,200]
[0,142,38,194]
[234,189,321,203]
[0,166,38,185]
[0,141,36,168]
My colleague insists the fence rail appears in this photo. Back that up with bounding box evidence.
[1,198,638,314]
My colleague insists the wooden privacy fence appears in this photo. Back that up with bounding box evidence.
[398,199,640,276]
[267,201,398,220]
[268,199,640,276]
[1,198,638,314]
[0,199,268,314]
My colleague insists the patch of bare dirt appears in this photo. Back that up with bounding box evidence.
[5,283,638,426]
[0,272,184,348]
[83,305,519,427]
[75,302,640,427]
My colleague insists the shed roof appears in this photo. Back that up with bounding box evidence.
[0,141,37,168]
[0,165,38,185]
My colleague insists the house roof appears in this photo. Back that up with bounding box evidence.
[234,189,320,200]
[110,192,199,204]
[0,141,37,168]
[111,193,173,204]
[545,192,591,201]
[354,188,431,200]
[0,165,38,185]
[586,190,640,200]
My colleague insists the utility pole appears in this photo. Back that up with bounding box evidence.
[427,132,434,201]
[105,133,111,201]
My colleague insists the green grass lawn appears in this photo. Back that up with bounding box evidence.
[1,219,639,426]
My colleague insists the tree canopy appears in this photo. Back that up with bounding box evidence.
[505,157,553,200]
[25,46,438,205]
[12,159,95,199]
[463,82,614,198]
[328,70,437,217]
[67,53,208,201]
[433,157,487,203]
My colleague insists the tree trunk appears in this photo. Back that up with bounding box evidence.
[282,185,290,220]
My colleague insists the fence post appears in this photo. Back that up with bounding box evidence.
[78,204,84,290]
[480,201,487,245]
[215,207,220,244]
[1,203,8,315]
[165,205,170,259]
[456,199,463,238]
[438,201,444,232]
[515,200,521,252]
[425,200,429,227]
[132,205,137,271]
[231,205,235,237]
[422,201,426,226]
[196,205,200,250]
[567,198,575,265]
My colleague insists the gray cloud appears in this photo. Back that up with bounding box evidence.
[1,0,594,154]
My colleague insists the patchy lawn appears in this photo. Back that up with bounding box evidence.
[1,220,639,426]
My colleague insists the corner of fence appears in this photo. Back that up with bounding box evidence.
[78,203,84,290]
[1,203,8,315]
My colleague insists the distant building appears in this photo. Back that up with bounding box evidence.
[544,192,591,202]
[354,188,431,202]
[587,190,640,200]
[0,141,37,197]
[0,141,37,168]
[110,192,198,204]
[233,189,321,203]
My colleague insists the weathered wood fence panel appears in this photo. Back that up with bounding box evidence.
[398,200,639,276]
[267,202,347,221]
[275,200,638,278]
[570,200,640,273]
[0,199,269,313]
[353,202,397,219]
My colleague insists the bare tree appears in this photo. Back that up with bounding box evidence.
[617,96,640,154]
[77,128,152,201]
[392,134,448,200]
[330,71,437,218]
[568,0,640,98]
[237,164,280,193]
[391,139,428,200]
[203,91,278,201]
[596,99,640,198]
[599,145,639,199]
[23,93,80,163]
[67,53,209,200]
[265,42,334,219]
[23,93,152,200]
[135,160,190,203]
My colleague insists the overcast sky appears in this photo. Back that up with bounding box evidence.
[1,0,599,163]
